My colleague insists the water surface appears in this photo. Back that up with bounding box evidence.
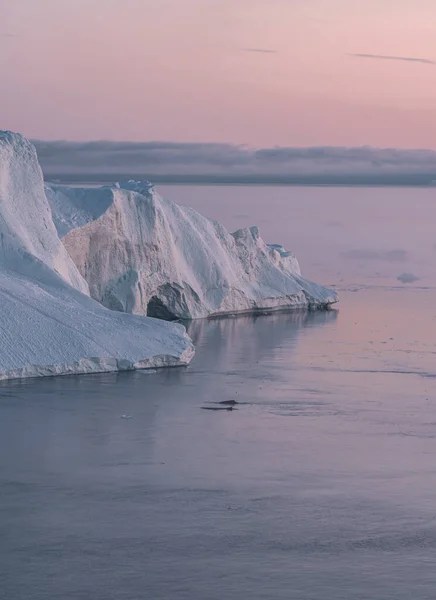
[2,186,436,599]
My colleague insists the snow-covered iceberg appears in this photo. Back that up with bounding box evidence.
[46,180,338,320]
[0,132,194,380]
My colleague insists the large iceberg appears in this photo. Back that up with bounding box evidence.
[47,180,337,320]
[0,132,194,380]
[0,130,337,380]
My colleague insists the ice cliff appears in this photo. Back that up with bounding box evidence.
[0,132,194,380]
[47,181,338,320]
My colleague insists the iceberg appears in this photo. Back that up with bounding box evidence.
[46,180,338,320]
[0,130,337,381]
[0,132,194,381]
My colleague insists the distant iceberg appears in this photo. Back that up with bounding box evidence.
[0,132,194,381]
[47,180,338,320]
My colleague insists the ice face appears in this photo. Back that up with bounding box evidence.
[49,180,338,319]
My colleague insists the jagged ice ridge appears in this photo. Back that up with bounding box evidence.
[47,180,337,320]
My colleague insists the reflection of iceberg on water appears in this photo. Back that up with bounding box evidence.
[186,309,338,371]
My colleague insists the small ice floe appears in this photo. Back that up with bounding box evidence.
[136,369,158,375]
[397,273,420,284]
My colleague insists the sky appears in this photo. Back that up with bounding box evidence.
[2,0,436,148]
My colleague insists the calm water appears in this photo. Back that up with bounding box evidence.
[2,186,436,599]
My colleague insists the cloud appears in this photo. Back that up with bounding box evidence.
[349,53,435,65]
[397,273,420,283]
[243,48,278,54]
[32,140,436,184]
[343,249,408,262]
[0,33,18,38]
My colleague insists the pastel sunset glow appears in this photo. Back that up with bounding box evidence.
[2,0,436,147]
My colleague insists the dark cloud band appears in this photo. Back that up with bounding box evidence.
[33,140,436,185]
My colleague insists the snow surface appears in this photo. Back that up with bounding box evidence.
[0,132,194,380]
[47,179,338,319]
[0,131,88,293]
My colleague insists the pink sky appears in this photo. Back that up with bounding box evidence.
[2,0,436,147]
